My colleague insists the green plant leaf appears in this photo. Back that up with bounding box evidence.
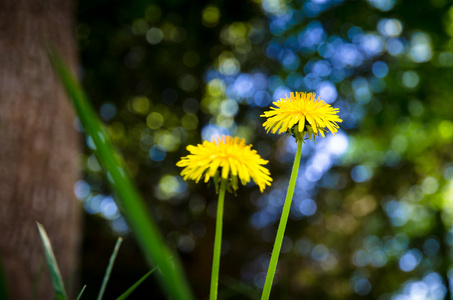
[47,46,194,300]
[76,285,86,300]
[97,238,122,300]
[36,222,67,300]
[116,266,158,300]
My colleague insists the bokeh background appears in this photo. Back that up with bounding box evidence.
[74,0,453,298]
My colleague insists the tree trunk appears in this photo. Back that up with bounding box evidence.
[0,1,81,299]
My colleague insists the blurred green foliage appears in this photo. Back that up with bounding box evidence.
[49,47,193,299]
[75,0,453,298]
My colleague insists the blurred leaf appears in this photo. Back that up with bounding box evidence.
[76,285,87,300]
[47,46,194,300]
[116,266,158,300]
[36,222,67,300]
[97,237,123,300]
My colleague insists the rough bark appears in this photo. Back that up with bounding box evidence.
[0,1,81,299]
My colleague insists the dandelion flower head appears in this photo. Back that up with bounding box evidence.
[261,92,342,141]
[176,135,272,192]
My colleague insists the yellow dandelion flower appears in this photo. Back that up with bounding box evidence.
[261,91,342,141]
[176,135,272,192]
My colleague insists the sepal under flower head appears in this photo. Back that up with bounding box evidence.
[261,92,342,142]
[176,135,272,192]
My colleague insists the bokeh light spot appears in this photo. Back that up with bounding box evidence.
[372,61,389,78]
[351,165,372,182]
[354,278,372,296]
[367,0,395,11]
[146,27,164,44]
[146,112,164,129]
[74,180,90,199]
[298,199,317,216]
[100,102,117,121]
[181,114,199,130]
[421,177,438,194]
[132,96,150,114]
[178,235,195,252]
[202,6,220,27]
[402,71,419,88]
[378,18,403,37]
[409,32,433,63]
[399,249,422,272]
[149,145,166,161]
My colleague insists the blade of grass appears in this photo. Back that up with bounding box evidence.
[116,266,158,300]
[47,46,194,300]
[36,222,67,300]
[76,285,87,300]
[97,237,123,300]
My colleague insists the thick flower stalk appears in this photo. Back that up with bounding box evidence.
[177,135,272,300]
[260,92,342,300]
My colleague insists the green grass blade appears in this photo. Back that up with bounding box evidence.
[97,238,123,300]
[47,47,194,300]
[76,285,86,300]
[116,266,158,300]
[36,222,67,300]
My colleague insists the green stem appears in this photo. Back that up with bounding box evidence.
[261,140,303,300]
[210,180,227,300]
